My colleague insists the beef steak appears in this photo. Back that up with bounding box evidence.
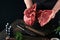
[38,10,53,27]
[23,4,36,26]
[24,3,53,27]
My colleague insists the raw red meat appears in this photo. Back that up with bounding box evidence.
[23,3,53,27]
[38,10,53,27]
[23,4,36,26]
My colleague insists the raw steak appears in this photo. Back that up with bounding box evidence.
[24,3,53,27]
[38,10,53,27]
[23,4,36,26]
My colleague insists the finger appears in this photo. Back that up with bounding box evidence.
[51,10,55,19]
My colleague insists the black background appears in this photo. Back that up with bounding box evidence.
[0,0,26,31]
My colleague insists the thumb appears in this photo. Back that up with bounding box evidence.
[52,10,56,19]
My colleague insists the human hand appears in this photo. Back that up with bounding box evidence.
[51,10,56,19]
[23,4,36,26]
[38,10,53,26]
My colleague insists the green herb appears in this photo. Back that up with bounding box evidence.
[55,26,60,31]
[14,31,23,40]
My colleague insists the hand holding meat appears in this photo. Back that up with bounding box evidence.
[23,4,36,26]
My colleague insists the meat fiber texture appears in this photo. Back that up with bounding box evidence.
[23,3,52,27]
[23,4,36,26]
[38,10,52,27]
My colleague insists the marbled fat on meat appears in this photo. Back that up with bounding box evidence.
[23,4,36,26]
[38,10,52,27]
